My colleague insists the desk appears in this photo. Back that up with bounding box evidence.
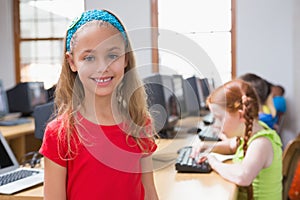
[155,164,237,200]
[0,118,41,163]
[0,116,237,200]
[153,134,238,200]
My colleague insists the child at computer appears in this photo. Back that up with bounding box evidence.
[239,73,277,130]
[39,9,158,200]
[191,79,282,200]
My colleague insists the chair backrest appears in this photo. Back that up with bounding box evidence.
[282,134,300,200]
[33,101,55,140]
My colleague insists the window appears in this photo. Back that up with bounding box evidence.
[14,0,235,87]
[155,0,235,84]
[14,0,84,89]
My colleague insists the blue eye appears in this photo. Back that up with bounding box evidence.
[108,54,119,60]
[84,55,95,62]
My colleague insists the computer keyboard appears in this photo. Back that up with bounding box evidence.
[198,125,221,141]
[175,146,212,173]
[0,118,31,126]
[187,127,201,134]
[0,169,39,186]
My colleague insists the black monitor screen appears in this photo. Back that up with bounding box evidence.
[161,75,177,117]
[7,82,47,116]
[143,74,179,138]
[0,80,9,118]
[0,138,14,169]
[183,77,200,116]
[199,78,210,101]
[185,76,208,115]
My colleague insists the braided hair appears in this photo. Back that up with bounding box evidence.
[207,79,259,200]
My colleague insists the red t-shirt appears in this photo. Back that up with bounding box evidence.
[40,113,157,200]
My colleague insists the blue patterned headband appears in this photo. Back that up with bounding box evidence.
[66,10,128,52]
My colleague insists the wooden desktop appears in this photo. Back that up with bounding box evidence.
[0,118,41,163]
[0,116,238,200]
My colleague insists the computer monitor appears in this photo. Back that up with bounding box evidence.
[172,75,188,118]
[0,80,9,118]
[182,77,200,116]
[199,78,211,105]
[6,82,47,116]
[143,74,179,138]
[185,76,208,115]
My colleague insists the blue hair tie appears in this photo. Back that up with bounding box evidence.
[66,10,128,52]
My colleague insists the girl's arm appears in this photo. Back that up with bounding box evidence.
[207,137,273,186]
[141,156,159,200]
[191,137,237,158]
[142,172,159,200]
[44,157,67,200]
[210,137,237,154]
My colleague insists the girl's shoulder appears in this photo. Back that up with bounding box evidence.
[46,116,62,128]
[45,115,65,132]
[250,121,282,147]
[43,114,80,150]
[44,115,73,140]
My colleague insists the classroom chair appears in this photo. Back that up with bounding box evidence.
[33,101,55,140]
[282,133,300,200]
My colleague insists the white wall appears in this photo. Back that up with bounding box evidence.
[0,0,15,89]
[85,0,153,79]
[236,0,299,146]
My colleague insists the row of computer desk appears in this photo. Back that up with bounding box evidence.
[0,116,238,200]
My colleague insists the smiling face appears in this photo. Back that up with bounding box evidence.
[66,21,127,101]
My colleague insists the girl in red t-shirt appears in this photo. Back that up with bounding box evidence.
[40,9,158,200]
